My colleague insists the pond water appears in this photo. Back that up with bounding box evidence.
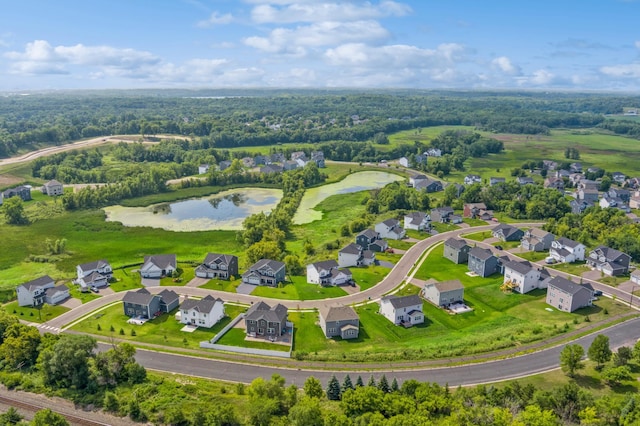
[292,171,404,224]
[104,188,283,231]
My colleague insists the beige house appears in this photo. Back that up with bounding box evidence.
[319,305,359,339]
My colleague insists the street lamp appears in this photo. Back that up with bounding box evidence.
[630,285,636,308]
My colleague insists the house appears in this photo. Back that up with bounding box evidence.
[260,164,283,174]
[404,211,430,231]
[421,279,464,307]
[242,259,286,286]
[464,174,482,185]
[608,188,630,202]
[631,269,640,285]
[140,254,177,278]
[587,246,631,276]
[463,203,492,220]
[555,169,571,179]
[122,288,161,318]
[198,164,210,174]
[319,305,359,339]
[426,148,442,157]
[542,160,558,171]
[612,172,626,184]
[577,188,599,204]
[549,237,586,263]
[356,229,387,252]
[44,285,70,305]
[42,180,64,196]
[569,173,585,186]
[241,157,255,168]
[520,228,554,252]
[179,295,225,328]
[195,253,239,280]
[310,151,325,168]
[218,160,232,171]
[577,180,599,191]
[627,177,640,189]
[490,177,506,186]
[283,160,298,171]
[292,151,308,167]
[16,275,55,307]
[1,186,31,204]
[399,157,410,167]
[76,259,112,290]
[306,260,352,286]
[157,289,180,313]
[245,301,288,338]
[544,177,565,191]
[468,247,499,277]
[379,294,424,326]
[570,162,583,173]
[492,224,524,242]
[375,219,406,240]
[415,178,443,193]
[443,238,470,264]
[546,276,594,313]
[600,194,630,213]
[409,174,427,187]
[414,154,428,165]
[430,206,455,223]
[503,260,542,294]
[338,243,375,268]
[253,155,267,166]
[570,199,593,215]
[517,176,534,185]
[270,153,286,164]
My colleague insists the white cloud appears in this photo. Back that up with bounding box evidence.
[491,56,521,75]
[324,42,466,68]
[197,11,233,28]
[250,1,411,24]
[516,69,556,86]
[244,20,389,55]
[635,40,640,49]
[600,63,640,78]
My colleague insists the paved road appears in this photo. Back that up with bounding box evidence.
[122,317,640,386]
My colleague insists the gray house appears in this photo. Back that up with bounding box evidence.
[122,288,161,319]
[421,279,464,307]
[468,247,499,277]
[492,224,524,242]
[443,238,470,264]
[242,259,286,286]
[546,276,594,313]
[16,275,55,307]
[158,289,180,313]
[245,301,288,338]
[195,253,239,280]
[520,228,554,252]
[586,246,631,277]
[1,186,31,205]
[355,229,388,252]
[319,305,359,339]
[430,206,456,223]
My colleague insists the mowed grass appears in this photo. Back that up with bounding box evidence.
[70,303,246,348]
[215,328,290,352]
[2,301,69,324]
[351,265,391,291]
[251,276,348,300]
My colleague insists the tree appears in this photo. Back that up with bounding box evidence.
[38,334,97,389]
[614,346,633,366]
[378,374,390,393]
[601,365,632,387]
[30,409,69,426]
[560,344,585,377]
[391,377,399,392]
[588,334,612,370]
[326,375,341,401]
[356,376,364,387]
[0,407,22,425]
[342,374,354,393]
[303,376,324,399]
[2,197,28,225]
[288,396,323,426]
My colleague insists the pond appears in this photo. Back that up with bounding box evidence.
[293,171,404,224]
[104,188,283,231]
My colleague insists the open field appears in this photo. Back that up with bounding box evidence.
[251,276,348,300]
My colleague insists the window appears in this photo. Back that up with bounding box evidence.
[328,328,336,334]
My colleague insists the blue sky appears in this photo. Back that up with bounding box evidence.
[0,0,639,91]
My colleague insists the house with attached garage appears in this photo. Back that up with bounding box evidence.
[355,229,388,252]
[586,245,631,277]
[375,219,406,240]
[463,203,493,220]
[409,174,427,187]
[42,180,64,196]
[468,247,499,277]
[404,211,430,231]
[490,177,506,186]
[464,174,482,185]
[546,276,594,313]
[520,228,554,252]
[338,243,375,268]
[44,285,70,305]
[502,260,545,294]
[140,254,177,278]
[16,275,55,307]
[430,206,461,224]
[179,295,225,328]
[306,260,352,286]
[122,288,180,319]
[195,253,238,280]
[549,237,585,263]
[242,259,286,286]
[379,294,424,326]
[421,279,464,308]
[414,178,443,193]
[631,269,640,285]
[0,185,31,205]
[492,224,524,242]
[319,305,359,339]
[76,259,112,290]
[245,301,288,338]
[443,238,470,264]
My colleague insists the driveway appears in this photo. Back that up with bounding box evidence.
[581,269,603,281]
[618,280,638,293]
[141,278,161,287]
[60,297,82,310]
[377,260,395,268]
[186,277,209,288]
[235,283,256,295]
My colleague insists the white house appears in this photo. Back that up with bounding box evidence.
[179,295,225,328]
[464,174,482,185]
[41,180,64,196]
[631,269,640,285]
[76,259,113,290]
[404,211,430,231]
[198,164,210,174]
[140,254,177,278]
[338,244,375,268]
[44,285,70,305]
[375,219,406,240]
[426,148,442,157]
[306,260,352,286]
[503,260,543,294]
[379,294,424,326]
[549,237,586,263]
[409,174,427,187]
[399,157,410,167]
[16,276,55,307]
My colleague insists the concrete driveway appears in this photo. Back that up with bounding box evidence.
[186,277,209,288]
[141,278,161,287]
[236,283,256,295]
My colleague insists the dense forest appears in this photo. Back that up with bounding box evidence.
[1,89,639,157]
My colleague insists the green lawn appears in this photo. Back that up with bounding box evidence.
[351,265,391,291]
[386,239,414,250]
[250,276,348,300]
[200,278,242,292]
[2,301,69,324]
[405,229,428,240]
[110,269,144,292]
[463,218,489,227]
[431,222,459,233]
[517,251,549,262]
[70,303,246,348]
[215,328,290,352]
[599,275,631,287]
[548,261,589,276]
[462,231,492,242]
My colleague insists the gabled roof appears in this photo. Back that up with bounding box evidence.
[250,258,285,272]
[158,289,180,305]
[18,275,54,292]
[310,260,339,271]
[340,243,362,255]
[433,279,464,292]
[405,211,427,224]
[180,295,222,313]
[469,247,495,261]
[444,237,469,250]
[381,218,400,227]
[44,179,63,187]
[431,206,454,214]
[591,245,629,262]
[555,237,583,248]
[203,253,236,266]
[143,254,176,269]
[44,285,68,296]
[548,276,594,295]
[357,229,378,239]
[527,228,551,239]
[78,259,110,272]
[504,260,535,275]
[245,301,288,323]
[493,223,521,238]
[122,288,156,305]
[381,294,422,309]
[320,305,358,323]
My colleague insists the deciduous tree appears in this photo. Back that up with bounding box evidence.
[560,344,585,377]
[588,334,612,370]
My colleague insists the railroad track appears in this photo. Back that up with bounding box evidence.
[0,394,111,426]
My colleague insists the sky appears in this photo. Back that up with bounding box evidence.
[0,0,639,92]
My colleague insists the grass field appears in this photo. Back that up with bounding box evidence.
[216,328,290,352]
[3,301,69,324]
[251,276,348,300]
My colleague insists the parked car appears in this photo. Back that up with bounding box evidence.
[90,286,99,293]
[544,257,557,264]
[594,290,603,296]
[495,245,503,251]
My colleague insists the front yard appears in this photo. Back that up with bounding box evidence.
[2,301,69,324]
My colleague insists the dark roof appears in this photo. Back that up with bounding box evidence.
[591,245,629,262]
[556,237,582,248]
[320,305,358,322]
[444,237,469,250]
[180,295,222,313]
[381,218,399,227]
[381,294,422,309]
[122,288,156,305]
[405,211,427,224]
[19,275,55,292]
[78,259,110,272]
[469,247,495,261]
[310,260,339,271]
[433,279,464,292]
[245,301,288,324]
[158,289,179,304]
[357,229,378,239]
[504,260,534,275]
[203,253,236,266]
[548,276,594,295]
[493,223,521,238]
[340,243,362,255]
[144,254,176,269]
[250,258,285,272]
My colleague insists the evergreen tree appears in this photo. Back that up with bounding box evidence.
[378,375,390,393]
[342,374,354,393]
[391,377,399,393]
[367,375,376,387]
[326,375,341,401]
[356,376,364,387]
